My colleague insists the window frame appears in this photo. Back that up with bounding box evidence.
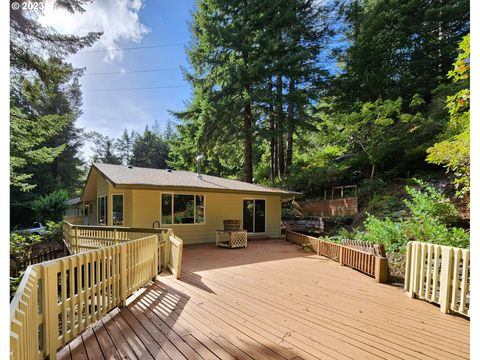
[242,197,267,234]
[160,192,206,226]
[111,193,125,227]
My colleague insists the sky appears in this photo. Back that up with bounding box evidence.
[39,0,196,159]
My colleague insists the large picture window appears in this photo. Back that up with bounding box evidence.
[97,195,107,225]
[112,194,124,226]
[161,193,205,225]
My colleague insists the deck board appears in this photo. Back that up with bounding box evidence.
[58,239,470,360]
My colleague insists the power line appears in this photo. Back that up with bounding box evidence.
[79,43,186,54]
[83,85,189,92]
[84,67,182,76]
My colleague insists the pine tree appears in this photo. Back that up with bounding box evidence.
[116,129,135,165]
[131,127,169,169]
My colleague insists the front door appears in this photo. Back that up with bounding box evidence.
[243,199,266,233]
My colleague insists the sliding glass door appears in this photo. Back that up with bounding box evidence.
[243,199,266,233]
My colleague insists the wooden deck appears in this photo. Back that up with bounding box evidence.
[58,239,470,360]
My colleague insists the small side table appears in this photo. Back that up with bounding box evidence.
[216,230,248,248]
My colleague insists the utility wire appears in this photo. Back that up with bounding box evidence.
[79,43,186,54]
[84,67,181,76]
[83,85,189,92]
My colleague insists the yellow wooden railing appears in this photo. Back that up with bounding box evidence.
[405,241,470,317]
[11,224,184,360]
[286,230,388,283]
[62,222,169,251]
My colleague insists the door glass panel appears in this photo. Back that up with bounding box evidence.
[254,200,266,232]
[161,194,172,224]
[243,200,254,232]
[174,194,195,224]
[112,195,124,226]
[98,196,107,225]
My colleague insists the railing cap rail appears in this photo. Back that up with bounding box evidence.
[63,221,170,233]
[407,240,470,252]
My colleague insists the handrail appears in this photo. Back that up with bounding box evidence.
[11,224,185,360]
[285,230,388,283]
[405,241,470,317]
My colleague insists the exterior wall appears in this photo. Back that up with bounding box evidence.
[121,188,282,244]
[86,168,283,243]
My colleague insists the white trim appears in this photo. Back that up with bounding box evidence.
[160,192,206,226]
[242,197,267,234]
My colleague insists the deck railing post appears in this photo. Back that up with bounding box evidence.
[405,242,413,295]
[339,246,344,266]
[119,243,127,307]
[74,226,79,254]
[374,255,389,283]
[439,246,453,314]
[43,263,59,359]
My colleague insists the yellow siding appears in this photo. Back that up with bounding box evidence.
[88,167,283,243]
[118,188,281,244]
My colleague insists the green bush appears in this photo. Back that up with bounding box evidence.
[346,179,469,253]
[32,190,69,222]
[404,179,458,225]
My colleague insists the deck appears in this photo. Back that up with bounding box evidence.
[58,239,470,360]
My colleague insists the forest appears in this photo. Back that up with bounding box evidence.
[10,0,470,257]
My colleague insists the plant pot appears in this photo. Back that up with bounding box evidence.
[223,219,241,231]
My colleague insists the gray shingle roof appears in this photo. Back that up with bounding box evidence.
[93,163,296,195]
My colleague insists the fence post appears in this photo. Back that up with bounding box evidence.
[74,226,79,254]
[42,263,59,359]
[439,246,453,314]
[375,256,389,283]
[339,246,344,266]
[409,242,422,299]
[119,243,127,307]
[405,242,412,295]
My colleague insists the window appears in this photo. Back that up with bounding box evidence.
[161,193,205,225]
[112,194,124,226]
[243,199,266,233]
[97,196,107,225]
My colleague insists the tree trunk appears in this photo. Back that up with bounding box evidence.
[276,75,285,176]
[370,163,376,181]
[286,80,295,172]
[243,95,253,183]
[269,80,276,180]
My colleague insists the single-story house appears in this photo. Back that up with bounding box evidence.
[64,197,83,217]
[81,163,296,244]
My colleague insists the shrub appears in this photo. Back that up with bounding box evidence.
[404,179,458,225]
[32,190,69,223]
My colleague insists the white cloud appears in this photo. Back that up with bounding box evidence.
[40,0,149,62]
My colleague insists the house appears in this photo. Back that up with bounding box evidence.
[81,163,296,244]
[64,197,83,217]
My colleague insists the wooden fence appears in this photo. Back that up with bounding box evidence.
[405,241,470,317]
[11,224,184,360]
[286,230,388,283]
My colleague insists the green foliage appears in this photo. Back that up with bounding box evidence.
[10,232,41,278]
[32,190,69,223]
[404,179,458,225]
[131,126,170,169]
[347,180,469,253]
[426,34,470,198]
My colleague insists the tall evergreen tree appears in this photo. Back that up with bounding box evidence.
[116,129,135,165]
[131,127,169,169]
